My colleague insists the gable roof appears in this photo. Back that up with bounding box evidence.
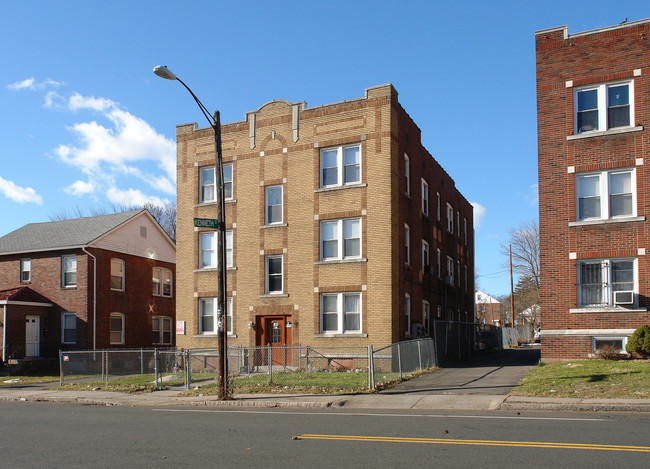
[475,290,501,304]
[0,210,143,255]
[0,286,53,304]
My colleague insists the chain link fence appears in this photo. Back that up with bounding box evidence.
[59,339,436,391]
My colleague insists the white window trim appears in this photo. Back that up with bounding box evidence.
[573,80,634,135]
[265,255,283,294]
[577,258,637,307]
[200,164,233,203]
[20,258,31,282]
[421,178,429,215]
[61,312,76,344]
[110,312,125,345]
[62,255,77,288]
[436,248,441,277]
[265,185,283,225]
[199,230,233,269]
[447,256,455,286]
[436,192,441,221]
[591,336,628,354]
[153,267,173,298]
[320,218,362,261]
[110,258,125,292]
[319,292,362,334]
[198,297,233,335]
[319,143,362,188]
[153,315,173,345]
[575,168,636,221]
[463,218,468,245]
[446,204,454,233]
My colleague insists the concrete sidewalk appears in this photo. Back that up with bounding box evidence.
[1,383,649,412]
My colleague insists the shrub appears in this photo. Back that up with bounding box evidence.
[595,344,627,361]
[626,325,650,357]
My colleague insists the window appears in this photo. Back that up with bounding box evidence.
[422,301,430,334]
[265,185,283,224]
[421,179,429,215]
[62,255,77,287]
[200,164,233,202]
[110,259,124,291]
[110,313,125,345]
[456,211,460,236]
[404,224,410,266]
[265,256,283,294]
[153,267,173,297]
[405,294,411,336]
[436,249,441,277]
[446,204,454,233]
[447,256,454,286]
[422,240,430,273]
[20,259,30,282]
[457,260,461,288]
[62,312,76,344]
[464,265,468,292]
[320,292,361,334]
[199,230,233,268]
[198,297,233,334]
[404,154,410,195]
[574,81,633,134]
[152,316,173,345]
[576,169,635,221]
[320,218,361,260]
[577,258,635,307]
[320,144,361,187]
[436,192,441,221]
[592,336,627,353]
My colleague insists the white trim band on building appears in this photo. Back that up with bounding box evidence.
[541,329,636,336]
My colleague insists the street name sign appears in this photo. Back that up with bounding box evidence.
[194,218,221,229]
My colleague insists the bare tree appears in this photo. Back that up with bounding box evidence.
[501,220,540,315]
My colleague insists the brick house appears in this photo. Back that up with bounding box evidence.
[174,84,474,352]
[475,291,504,326]
[0,210,176,360]
[536,19,650,360]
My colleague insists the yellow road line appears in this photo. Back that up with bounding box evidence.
[298,434,650,453]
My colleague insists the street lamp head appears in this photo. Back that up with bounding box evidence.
[153,65,177,81]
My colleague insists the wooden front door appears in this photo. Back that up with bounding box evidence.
[257,316,292,366]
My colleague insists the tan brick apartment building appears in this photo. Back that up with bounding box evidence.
[175,84,474,351]
[536,19,650,360]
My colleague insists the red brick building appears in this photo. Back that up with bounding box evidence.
[536,19,650,360]
[0,210,176,360]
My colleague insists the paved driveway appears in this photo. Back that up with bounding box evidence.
[381,346,540,396]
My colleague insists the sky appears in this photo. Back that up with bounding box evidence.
[1,0,648,296]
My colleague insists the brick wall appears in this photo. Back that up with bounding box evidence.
[536,21,650,360]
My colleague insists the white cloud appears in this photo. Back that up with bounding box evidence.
[0,176,43,204]
[471,202,486,228]
[106,187,168,207]
[7,77,64,91]
[525,183,539,207]
[65,180,95,196]
[68,93,115,112]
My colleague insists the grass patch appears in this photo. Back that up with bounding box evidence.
[512,359,650,399]
[55,373,186,394]
[0,376,60,386]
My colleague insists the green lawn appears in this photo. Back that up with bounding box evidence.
[511,359,650,399]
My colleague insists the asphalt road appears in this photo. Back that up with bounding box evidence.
[383,346,541,395]
[1,400,648,468]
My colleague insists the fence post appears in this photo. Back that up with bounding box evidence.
[154,348,159,389]
[397,343,402,380]
[417,339,423,370]
[432,320,438,366]
[268,343,273,383]
[299,343,302,371]
[306,346,310,373]
[368,345,375,390]
[59,350,64,386]
[105,350,109,385]
[185,349,191,390]
[140,348,144,375]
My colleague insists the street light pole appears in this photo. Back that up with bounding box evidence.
[153,65,228,399]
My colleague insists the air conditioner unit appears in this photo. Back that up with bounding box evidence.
[444,274,454,286]
[614,290,634,305]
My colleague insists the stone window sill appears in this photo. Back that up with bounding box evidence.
[567,126,643,141]
[569,216,645,227]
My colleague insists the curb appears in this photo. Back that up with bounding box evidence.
[500,396,650,413]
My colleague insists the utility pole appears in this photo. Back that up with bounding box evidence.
[509,244,515,327]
